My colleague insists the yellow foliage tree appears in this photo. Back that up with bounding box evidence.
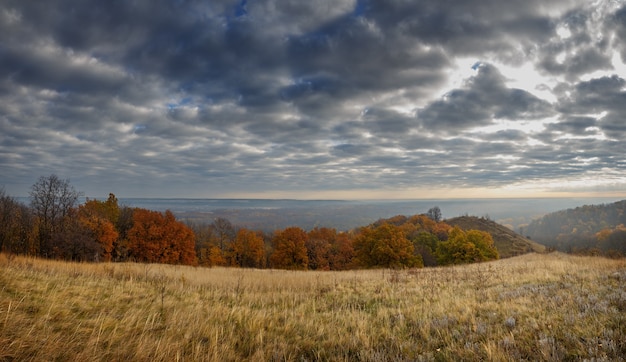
[232,228,266,268]
[436,226,498,265]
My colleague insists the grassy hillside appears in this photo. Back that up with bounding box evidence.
[1,252,624,361]
[446,216,546,258]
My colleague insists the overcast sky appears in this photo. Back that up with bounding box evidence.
[2,0,626,199]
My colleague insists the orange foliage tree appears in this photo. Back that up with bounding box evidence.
[328,232,355,270]
[354,223,422,268]
[75,201,119,261]
[270,227,308,270]
[127,209,197,265]
[232,228,266,268]
[207,246,227,266]
[404,214,451,240]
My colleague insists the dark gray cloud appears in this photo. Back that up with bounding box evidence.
[417,63,554,132]
[1,0,625,198]
[612,5,626,61]
[536,7,615,80]
[555,75,626,141]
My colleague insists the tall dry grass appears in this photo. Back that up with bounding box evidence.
[1,252,625,361]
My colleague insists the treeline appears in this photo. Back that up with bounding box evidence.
[1,175,499,269]
[524,200,626,257]
[1,176,196,264]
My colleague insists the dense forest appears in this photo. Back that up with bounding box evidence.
[0,175,501,269]
[524,200,626,257]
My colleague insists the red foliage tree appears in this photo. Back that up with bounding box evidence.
[127,209,197,265]
[306,227,334,270]
[328,232,355,270]
[270,227,309,270]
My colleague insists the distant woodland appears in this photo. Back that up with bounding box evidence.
[524,200,626,257]
[0,175,501,269]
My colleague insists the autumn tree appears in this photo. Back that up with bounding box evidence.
[51,208,109,261]
[232,228,266,268]
[206,217,235,264]
[595,224,626,256]
[73,200,119,261]
[466,229,499,261]
[29,175,83,257]
[46,195,121,262]
[436,226,475,265]
[375,215,408,227]
[354,223,422,268]
[51,210,99,260]
[84,193,120,225]
[127,209,197,265]
[306,227,334,270]
[113,206,135,261]
[377,214,450,266]
[411,232,440,266]
[0,189,36,255]
[407,214,435,232]
[186,221,216,266]
[436,226,498,265]
[402,214,451,241]
[270,227,309,270]
[207,246,227,266]
[328,232,355,270]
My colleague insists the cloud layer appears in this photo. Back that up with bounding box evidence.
[1,0,625,198]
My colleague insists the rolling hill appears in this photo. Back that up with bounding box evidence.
[446,216,546,258]
[524,199,626,255]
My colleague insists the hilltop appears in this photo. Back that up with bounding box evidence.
[446,216,546,258]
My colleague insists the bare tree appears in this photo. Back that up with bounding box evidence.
[29,175,83,257]
[211,217,235,252]
[426,206,442,222]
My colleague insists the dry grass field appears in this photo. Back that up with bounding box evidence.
[1,252,625,361]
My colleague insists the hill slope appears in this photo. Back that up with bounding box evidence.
[2,253,624,361]
[446,216,546,258]
[524,199,626,254]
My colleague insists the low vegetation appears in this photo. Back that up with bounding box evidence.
[1,252,624,361]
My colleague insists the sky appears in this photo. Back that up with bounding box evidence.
[1,0,626,200]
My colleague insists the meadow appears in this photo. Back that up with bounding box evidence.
[1,252,624,361]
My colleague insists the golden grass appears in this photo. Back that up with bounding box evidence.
[1,252,625,361]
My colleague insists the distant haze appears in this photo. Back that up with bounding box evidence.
[113,197,623,231]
